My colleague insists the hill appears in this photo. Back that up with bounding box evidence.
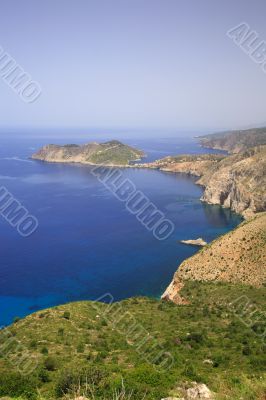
[31,140,145,166]
[162,212,266,303]
[0,282,265,400]
[199,127,266,153]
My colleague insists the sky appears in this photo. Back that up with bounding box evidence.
[0,0,266,135]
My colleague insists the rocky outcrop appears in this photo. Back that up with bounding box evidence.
[180,238,207,246]
[31,140,145,166]
[162,382,214,399]
[162,212,266,302]
[186,383,213,399]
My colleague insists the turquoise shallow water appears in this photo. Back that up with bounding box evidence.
[0,136,241,325]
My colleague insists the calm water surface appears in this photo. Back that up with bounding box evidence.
[0,136,241,325]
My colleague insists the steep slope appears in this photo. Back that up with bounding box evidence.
[0,283,265,400]
[141,146,266,218]
[199,127,266,153]
[199,146,266,218]
[32,140,145,166]
[162,212,266,303]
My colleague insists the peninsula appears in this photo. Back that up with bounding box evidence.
[31,140,145,166]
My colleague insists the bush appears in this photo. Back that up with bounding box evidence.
[41,346,49,354]
[0,372,37,399]
[77,342,85,353]
[63,311,71,320]
[55,366,107,397]
[44,356,57,371]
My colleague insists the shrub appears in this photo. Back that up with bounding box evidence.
[63,311,71,320]
[55,366,107,397]
[77,342,85,353]
[44,356,57,371]
[0,372,37,399]
[41,346,49,354]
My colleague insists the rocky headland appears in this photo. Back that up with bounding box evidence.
[138,145,266,218]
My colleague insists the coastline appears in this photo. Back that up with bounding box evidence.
[30,137,265,302]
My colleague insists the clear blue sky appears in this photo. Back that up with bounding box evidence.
[1,0,266,134]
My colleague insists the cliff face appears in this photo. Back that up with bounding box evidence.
[162,212,266,303]
[199,127,266,153]
[32,140,145,166]
[199,146,266,218]
[142,146,266,218]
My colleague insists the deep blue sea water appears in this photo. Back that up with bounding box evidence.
[0,135,241,326]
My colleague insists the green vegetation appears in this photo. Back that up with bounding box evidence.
[0,281,265,399]
[89,140,144,165]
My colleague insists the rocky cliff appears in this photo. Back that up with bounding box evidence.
[32,140,145,166]
[199,146,266,218]
[162,212,266,303]
[141,146,266,218]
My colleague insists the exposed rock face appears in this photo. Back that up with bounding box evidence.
[142,146,266,218]
[199,127,266,153]
[162,276,189,305]
[31,140,145,166]
[162,212,266,303]
[199,146,266,218]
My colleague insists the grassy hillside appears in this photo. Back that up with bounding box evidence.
[0,282,265,399]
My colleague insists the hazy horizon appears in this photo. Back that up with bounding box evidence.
[1,0,266,136]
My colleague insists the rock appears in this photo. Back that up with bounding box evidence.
[180,238,207,246]
[203,359,213,365]
[161,398,185,400]
[186,383,213,399]
[74,397,89,400]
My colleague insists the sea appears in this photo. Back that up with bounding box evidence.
[0,133,242,326]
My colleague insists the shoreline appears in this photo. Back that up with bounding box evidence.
[30,141,248,300]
